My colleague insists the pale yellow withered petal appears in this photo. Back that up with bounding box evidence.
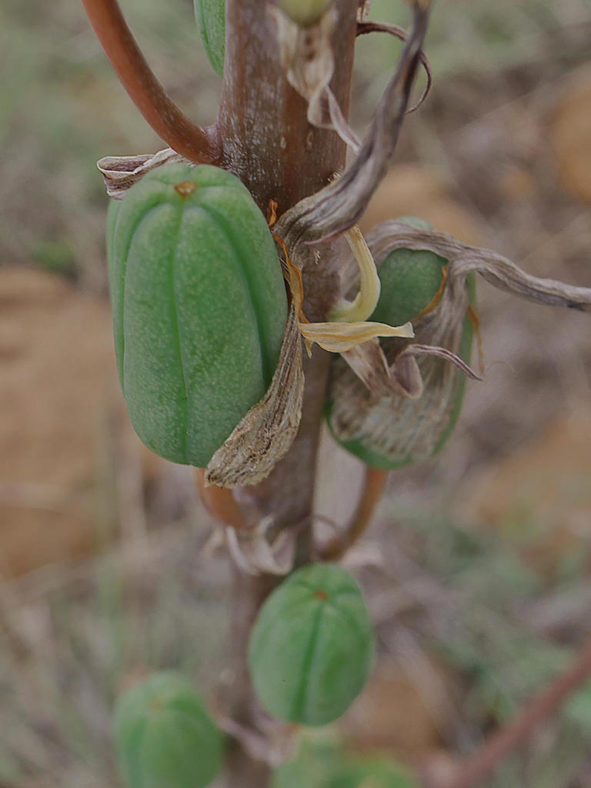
[300,319,414,353]
[329,226,381,323]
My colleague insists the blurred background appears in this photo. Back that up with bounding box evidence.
[1,0,590,785]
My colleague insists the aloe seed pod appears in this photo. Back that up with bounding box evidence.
[113,672,223,788]
[326,218,476,470]
[194,0,225,76]
[248,564,375,727]
[108,162,288,468]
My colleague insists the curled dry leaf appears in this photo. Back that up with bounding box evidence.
[205,304,304,488]
[356,20,433,114]
[98,147,186,199]
[405,344,482,381]
[369,221,591,312]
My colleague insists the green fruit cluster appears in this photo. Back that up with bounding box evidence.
[248,564,375,727]
[108,162,287,468]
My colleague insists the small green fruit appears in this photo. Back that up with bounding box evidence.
[194,0,225,76]
[108,162,288,468]
[248,564,375,727]
[113,672,223,788]
[370,216,444,328]
[370,248,447,327]
[329,756,419,788]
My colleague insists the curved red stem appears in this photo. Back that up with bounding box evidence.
[82,0,220,164]
[320,468,388,561]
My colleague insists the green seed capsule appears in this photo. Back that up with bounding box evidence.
[248,564,375,727]
[108,163,288,468]
[194,0,225,76]
[113,672,223,788]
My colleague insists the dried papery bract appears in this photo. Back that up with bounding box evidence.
[327,311,473,469]
[205,305,305,488]
[327,221,591,470]
[369,222,591,312]
[98,147,186,199]
[271,2,360,150]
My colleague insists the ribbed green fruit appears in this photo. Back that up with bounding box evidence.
[248,564,375,727]
[329,756,419,788]
[326,218,475,471]
[107,162,288,467]
[194,0,225,76]
[113,672,223,788]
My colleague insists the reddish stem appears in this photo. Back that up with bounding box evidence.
[320,468,388,561]
[81,0,220,164]
[424,636,591,788]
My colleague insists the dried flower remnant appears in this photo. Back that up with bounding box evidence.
[327,221,591,470]
[270,1,359,150]
[274,223,415,359]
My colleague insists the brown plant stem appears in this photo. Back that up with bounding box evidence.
[320,468,388,561]
[218,1,358,785]
[423,635,591,788]
[81,0,219,164]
